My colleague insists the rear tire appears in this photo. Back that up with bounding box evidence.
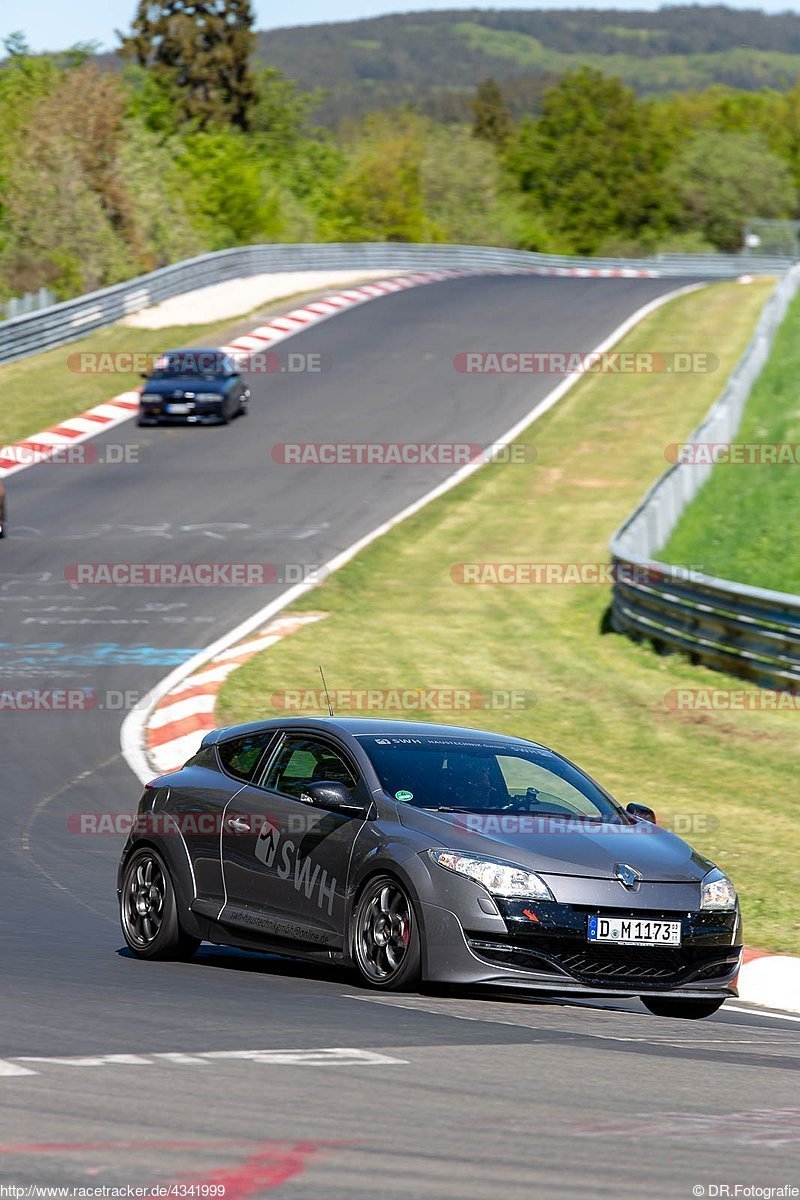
[120,847,200,961]
[353,875,422,992]
[641,996,725,1020]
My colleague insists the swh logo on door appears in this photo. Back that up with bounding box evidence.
[255,824,337,916]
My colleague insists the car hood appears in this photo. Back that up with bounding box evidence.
[142,377,230,396]
[397,806,713,882]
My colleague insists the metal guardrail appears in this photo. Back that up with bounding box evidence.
[0,243,794,366]
[609,265,800,691]
[3,287,57,321]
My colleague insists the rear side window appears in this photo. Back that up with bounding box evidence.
[217,732,275,782]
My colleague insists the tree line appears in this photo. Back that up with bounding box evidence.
[0,0,798,303]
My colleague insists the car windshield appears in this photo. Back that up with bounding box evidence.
[149,351,234,379]
[356,734,626,820]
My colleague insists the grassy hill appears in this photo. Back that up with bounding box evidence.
[257,6,800,123]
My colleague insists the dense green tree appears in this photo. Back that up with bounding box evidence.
[421,124,554,249]
[322,114,432,243]
[251,67,322,156]
[120,1,258,130]
[471,78,512,148]
[510,68,675,254]
[175,129,282,246]
[0,35,63,257]
[1,65,136,294]
[667,130,796,251]
[117,123,202,265]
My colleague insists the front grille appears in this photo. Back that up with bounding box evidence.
[467,933,739,989]
[552,944,736,986]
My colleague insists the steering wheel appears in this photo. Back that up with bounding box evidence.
[495,787,539,813]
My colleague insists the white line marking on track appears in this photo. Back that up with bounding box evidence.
[726,1004,800,1024]
[0,1060,37,1076]
[344,994,799,1047]
[201,1048,407,1066]
[152,1053,213,1065]
[17,1054,154,1067]
[0,1047,407,1079]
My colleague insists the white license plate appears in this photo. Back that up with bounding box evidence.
[166,403,190,415]
[588,916,682,946]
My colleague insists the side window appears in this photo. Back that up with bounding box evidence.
[260,736,358,800]
[217,732,275,782]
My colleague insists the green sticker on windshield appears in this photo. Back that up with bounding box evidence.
[395,790,414,803]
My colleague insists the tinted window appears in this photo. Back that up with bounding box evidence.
[217,732,275,782]
[356,735,623,820]
[260,736,358,800]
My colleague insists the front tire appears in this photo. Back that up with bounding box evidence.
[120,847,200,961]
[641,996,725,1020]
[353,875,422,991]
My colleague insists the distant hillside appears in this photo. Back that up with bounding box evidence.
[257,5,800,123]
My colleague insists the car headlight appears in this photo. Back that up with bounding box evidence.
[195,393,223,403]
[701,869,737,910]
[430,849,554,900]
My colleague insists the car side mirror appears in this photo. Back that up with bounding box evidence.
[626,802,656,824]
[300,781,365,817]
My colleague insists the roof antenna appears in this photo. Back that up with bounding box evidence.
[319,665,335,717]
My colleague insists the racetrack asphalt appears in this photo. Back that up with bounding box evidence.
[3,274,797,1199]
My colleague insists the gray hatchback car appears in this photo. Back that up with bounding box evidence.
[118,718,742,1019]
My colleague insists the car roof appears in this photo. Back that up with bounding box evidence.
[204,716,546,749]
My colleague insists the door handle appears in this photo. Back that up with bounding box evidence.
[229,817,251,833]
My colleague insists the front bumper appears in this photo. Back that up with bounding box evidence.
[421,898,741,997]
[139,399,227,424]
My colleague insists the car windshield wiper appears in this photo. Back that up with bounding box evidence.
[422,806,476,813]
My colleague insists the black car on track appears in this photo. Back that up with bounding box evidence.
[118,718,742,1019]
[138,349,249,426]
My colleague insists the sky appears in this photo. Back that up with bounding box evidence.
[0,0,795,55]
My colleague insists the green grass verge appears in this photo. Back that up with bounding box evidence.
[662,288,800,594]
[215,276,798,955]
